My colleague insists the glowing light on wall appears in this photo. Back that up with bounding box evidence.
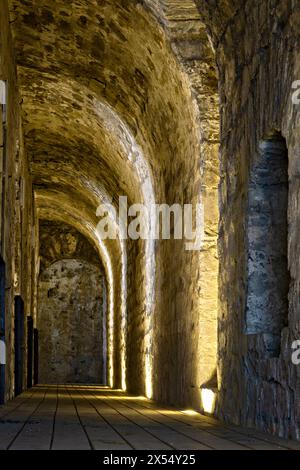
[145,353,153,399]
[201,388,217,414]
[120,244,127,392]
[94,232,114,388]
[96,195,127,392]
[36,192,120,390]
[94,100,156,399]
[125,131,156,401]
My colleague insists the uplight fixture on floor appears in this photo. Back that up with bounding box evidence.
[201,388,217,414]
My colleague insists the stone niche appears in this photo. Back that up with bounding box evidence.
[37,221,106,385]
[245,133,289,358]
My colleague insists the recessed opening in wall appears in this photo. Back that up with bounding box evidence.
[27,316,33,389]
[38,258,107,385]
[0,257,5,404]
[37,220,108,386]
[245,131,289,357]
[14,295,24,397]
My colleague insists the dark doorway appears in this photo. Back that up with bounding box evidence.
[14,296,24,396]
[27,316,33,389]
[33,328,39,385]
[0,257,5,404]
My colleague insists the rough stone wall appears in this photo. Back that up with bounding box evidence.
[145,0,220,410]
[39,220,101,271]
[0,1,37,401]
[211,0,300,440]
[126,237,147,395]
[37,221,106,384]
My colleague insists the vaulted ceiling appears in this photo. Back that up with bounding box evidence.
[8,0,220,241]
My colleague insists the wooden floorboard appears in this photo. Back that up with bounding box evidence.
[109,397,248,450]
[0,388,46,450]
[0,385,299,450]
[0,388,38,420]
[68,386,132,450]
[130,405,283,450]
[120,392,293,451]
[76,387,172,450]
[95,394,212,450]
[9,387,56,450]
[51,386,91,450]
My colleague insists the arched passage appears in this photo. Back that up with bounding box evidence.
[1,0,300,448]
[37,220,108,385]
[4,0,221,412]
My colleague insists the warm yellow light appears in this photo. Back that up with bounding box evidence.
[201,388,216,414]
[123,395,147,401]
[94,233,115,389]
[94,394,147,401]
[121,358,126,391]
[145,353,153,399]
[120,246,127,393]
[182,409,199,416]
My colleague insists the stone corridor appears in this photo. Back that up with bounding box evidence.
[1,0,300,450]
[1,385,300,451]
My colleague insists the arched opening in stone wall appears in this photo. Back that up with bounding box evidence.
[0,256,5,404]
[37,221,107,385]
[3,0,221,415]
[14,295,24,397]
[245,132,289,358]
[26,315,33,389]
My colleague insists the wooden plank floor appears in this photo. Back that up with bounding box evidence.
[0,385,299,450]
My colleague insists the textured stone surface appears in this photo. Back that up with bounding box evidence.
[6,0,220,407]
[38,259,105,384]
[39,220,101,271]
[246,135,289,353]
[213,0,300,440]
[1,0,300,444]
[0,2,38,400]
[37,221,106,384]
[147,0,219,410]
